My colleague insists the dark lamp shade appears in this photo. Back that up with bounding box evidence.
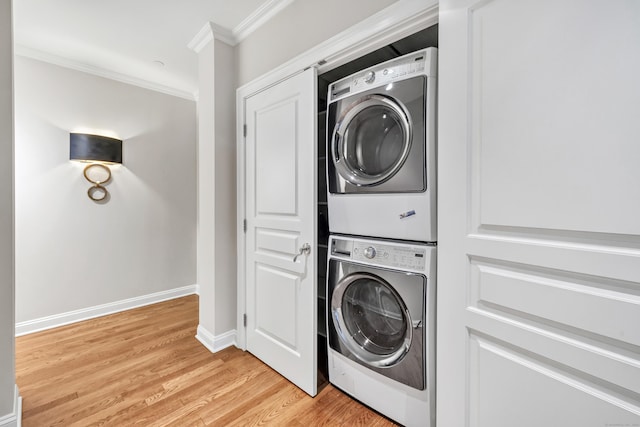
[70,133,122,164]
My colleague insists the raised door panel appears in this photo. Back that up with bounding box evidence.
[255,99,299,216]
[471,259,640,349]
[438,1,640,426]
[470,335,639,427]
[254,264,299,349]
[469,0,640,236]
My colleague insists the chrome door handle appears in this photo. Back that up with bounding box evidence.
[332,130,341,163]
[293,243,311,262]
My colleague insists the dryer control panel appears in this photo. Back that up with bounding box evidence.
[328,47,437,103]
[330,235,433,273]
[349,60,425,92]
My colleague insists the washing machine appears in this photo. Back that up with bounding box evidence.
[326,48,437,242]
[327,234,436,427]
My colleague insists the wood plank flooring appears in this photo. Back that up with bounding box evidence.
[16,295,396,426]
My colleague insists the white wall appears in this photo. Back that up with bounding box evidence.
[195,35,237,349]
[235,0,398,86]
[0,0,16,421]
[196,35,217,344]
[213,40,237,335]
[14,56,197,325]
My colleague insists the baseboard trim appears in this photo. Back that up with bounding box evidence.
[16,285,199,336]
[196,325,236,353]
[0,385,21,427]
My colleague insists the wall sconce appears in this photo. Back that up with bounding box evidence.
[70,133,122,201]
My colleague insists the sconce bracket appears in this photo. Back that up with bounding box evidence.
[87,184,108,202]
[83,163,112,201]
[83,163,111,185]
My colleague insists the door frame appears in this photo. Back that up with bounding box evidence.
[236,0,438,350]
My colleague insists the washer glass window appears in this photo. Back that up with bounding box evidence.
[332,272,412,367]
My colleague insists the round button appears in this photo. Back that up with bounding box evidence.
[364,71,375,83]
[363,246,377,259]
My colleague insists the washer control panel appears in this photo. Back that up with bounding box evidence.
[351,242,426,270]
[331,236,430,271]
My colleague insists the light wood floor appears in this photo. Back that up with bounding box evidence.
[16,295,396,426]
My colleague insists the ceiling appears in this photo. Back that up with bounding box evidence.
[13,0,292,99]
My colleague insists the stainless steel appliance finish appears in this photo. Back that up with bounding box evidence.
[325,48,437,242]
[327,235,436,392]
[327,74,426,194]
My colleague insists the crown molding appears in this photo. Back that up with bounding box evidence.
[14,0,295,100]
[187,22,214,52]
[15,45,196,100]
[210,22,236,46]
[188,21,236,52]
[188,0,294,50]
[233,0,295,43]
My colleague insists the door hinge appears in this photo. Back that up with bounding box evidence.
[243,219,247,233]
[243,313,247,327]
[243,124,247,137]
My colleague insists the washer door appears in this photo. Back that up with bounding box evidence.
[331,271,412,367]
[331,94,412,187]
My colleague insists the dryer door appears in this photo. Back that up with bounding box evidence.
[331,94,412,187]
[331,271,412,368]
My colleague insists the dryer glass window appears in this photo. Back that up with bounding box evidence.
[344,106,405,178]
[339,275,411,363]
[333,95,412,187]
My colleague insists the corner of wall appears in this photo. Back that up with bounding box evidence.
[0,0,16,422]
[195,324,236,354]
[195,33,240,343]
[0,385,21,427]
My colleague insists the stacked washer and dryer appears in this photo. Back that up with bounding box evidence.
[325,48,437,427]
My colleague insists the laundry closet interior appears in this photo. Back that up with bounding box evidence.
[315,22,438,413]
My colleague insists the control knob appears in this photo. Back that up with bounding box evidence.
[364,71,375,84]
[363,246,377,259]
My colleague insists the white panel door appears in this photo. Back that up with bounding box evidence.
[438,1,640,426]
[244,68,317,396]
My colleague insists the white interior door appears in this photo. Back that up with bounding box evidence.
[243,68,317,396]
[438,1,640,426]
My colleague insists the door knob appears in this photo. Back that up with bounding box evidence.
[293,243,311,262]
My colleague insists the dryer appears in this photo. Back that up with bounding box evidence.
[327,234,436,427]
[326,48,437,242]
